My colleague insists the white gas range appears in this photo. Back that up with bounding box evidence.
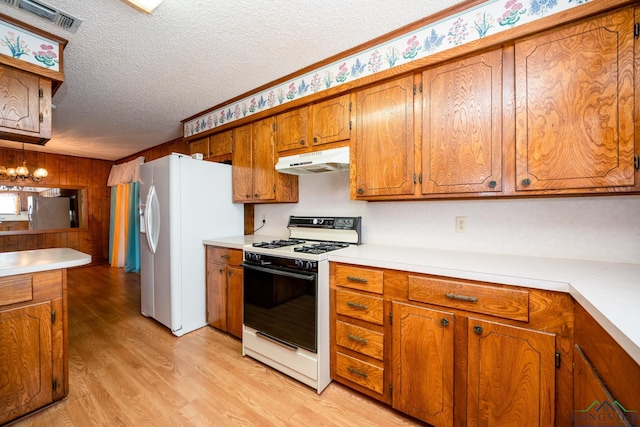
[241,216,361,393]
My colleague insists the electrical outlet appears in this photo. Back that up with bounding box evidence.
[262,214,267,223]
[455,216,467,233]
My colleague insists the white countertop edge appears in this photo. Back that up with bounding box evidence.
[0,248,92,277]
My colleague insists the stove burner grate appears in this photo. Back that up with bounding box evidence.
[252,239,306,249]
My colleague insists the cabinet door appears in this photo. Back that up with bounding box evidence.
[231,123,253,202]
[392,302,454,427]
[0,66,40,133]
[189,137,210,158]
[467,318,555,427]
[276,107,308,152]
[422,49,502,194]
[252,117,277,201]
[310,94,351,147]
[514,9,635,191]
[209,130,233,157]
[206,262,227,331]
[0,302,53,425]
[354,75,415,197]
[226,265,243,339]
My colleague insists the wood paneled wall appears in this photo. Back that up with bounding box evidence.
[0,147,113,265]
[116,137,189,164]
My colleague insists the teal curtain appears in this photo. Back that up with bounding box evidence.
[124,181,140,273]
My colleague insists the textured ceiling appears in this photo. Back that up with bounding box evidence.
[0,0,465,161]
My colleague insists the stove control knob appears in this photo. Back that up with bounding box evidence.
[295,259,305,268]
[306,261,316,269]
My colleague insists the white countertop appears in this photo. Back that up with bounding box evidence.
[203,234,288,250]
[202,236,639,366]
[0,248,92,277]
[329,244,640,366]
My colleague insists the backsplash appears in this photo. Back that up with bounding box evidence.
[254,173,640,264]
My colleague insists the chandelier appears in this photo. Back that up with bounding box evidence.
[0,144,48,182]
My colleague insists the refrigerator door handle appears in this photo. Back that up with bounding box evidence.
[145,185,160,254]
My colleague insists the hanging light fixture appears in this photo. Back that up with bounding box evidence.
[0,144,48,182]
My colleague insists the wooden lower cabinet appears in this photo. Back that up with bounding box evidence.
[0,270,67,425]
[330,263,389,402]
[392,302,454,427]
[574,303,640,426]
[205,246,243,339]
[331,262,575,427]
[467,318,556,427]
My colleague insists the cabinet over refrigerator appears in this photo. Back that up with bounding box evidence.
[139,153,244,336]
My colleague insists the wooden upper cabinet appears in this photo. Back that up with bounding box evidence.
[232,118,298,203]
[252,117,278,201]
[189,136,209,157]
[353,75,415,198]
[514,9,635,192]
[209,130,233,157]
[467,318,556,427]
[276,106,308,152]
[310,93,351,147]
[422,49,503,195]
[392,302,454,427]
[231,123,253,202]
[0,65,52,145]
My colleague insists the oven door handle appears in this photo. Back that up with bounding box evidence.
[241,263,316,281]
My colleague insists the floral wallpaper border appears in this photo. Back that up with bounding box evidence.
[0,19,61,71]
[184,0,589,138]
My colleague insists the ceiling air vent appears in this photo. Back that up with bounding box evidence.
[2,0,82,33]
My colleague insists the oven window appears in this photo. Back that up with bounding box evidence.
[243,265,317,353]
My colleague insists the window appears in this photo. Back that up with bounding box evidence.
[0,193,19,215]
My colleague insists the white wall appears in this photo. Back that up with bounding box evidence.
[254,172,640,264]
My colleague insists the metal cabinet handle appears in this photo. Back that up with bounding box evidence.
[357,188,364,195]
[473,325,483,335]
[521,178,531,186]
[347,276,368,283]
[300,139,305,145]
[441,318,449,327]
[488,180,497,188]
[347,334,368,344]
[347,366,368,378]
[347,301,368,310]
[446,293,478,303]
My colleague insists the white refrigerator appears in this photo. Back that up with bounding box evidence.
[139,153,244,336]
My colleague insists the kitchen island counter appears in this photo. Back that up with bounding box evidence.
[329,244,640,366]
[0,248,91,277]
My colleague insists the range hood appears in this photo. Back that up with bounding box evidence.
[276,147,350,175]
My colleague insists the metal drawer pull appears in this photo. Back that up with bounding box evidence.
[446,293,478,303]
[347,334,368,344]
[347,367,368,378]
[346,276,368,283]
[347,301,368,310]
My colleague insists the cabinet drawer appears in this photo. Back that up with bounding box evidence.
[335,320,384,361]
[335,264,383,294]
[336,289,384,325]
[336,352,384,394]
[0,276,32,307]
[408,275,529,321]
[207,246,242,265]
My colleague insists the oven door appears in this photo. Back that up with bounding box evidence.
[242,263,317,353]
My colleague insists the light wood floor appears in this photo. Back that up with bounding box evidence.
[11,265,422,427]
